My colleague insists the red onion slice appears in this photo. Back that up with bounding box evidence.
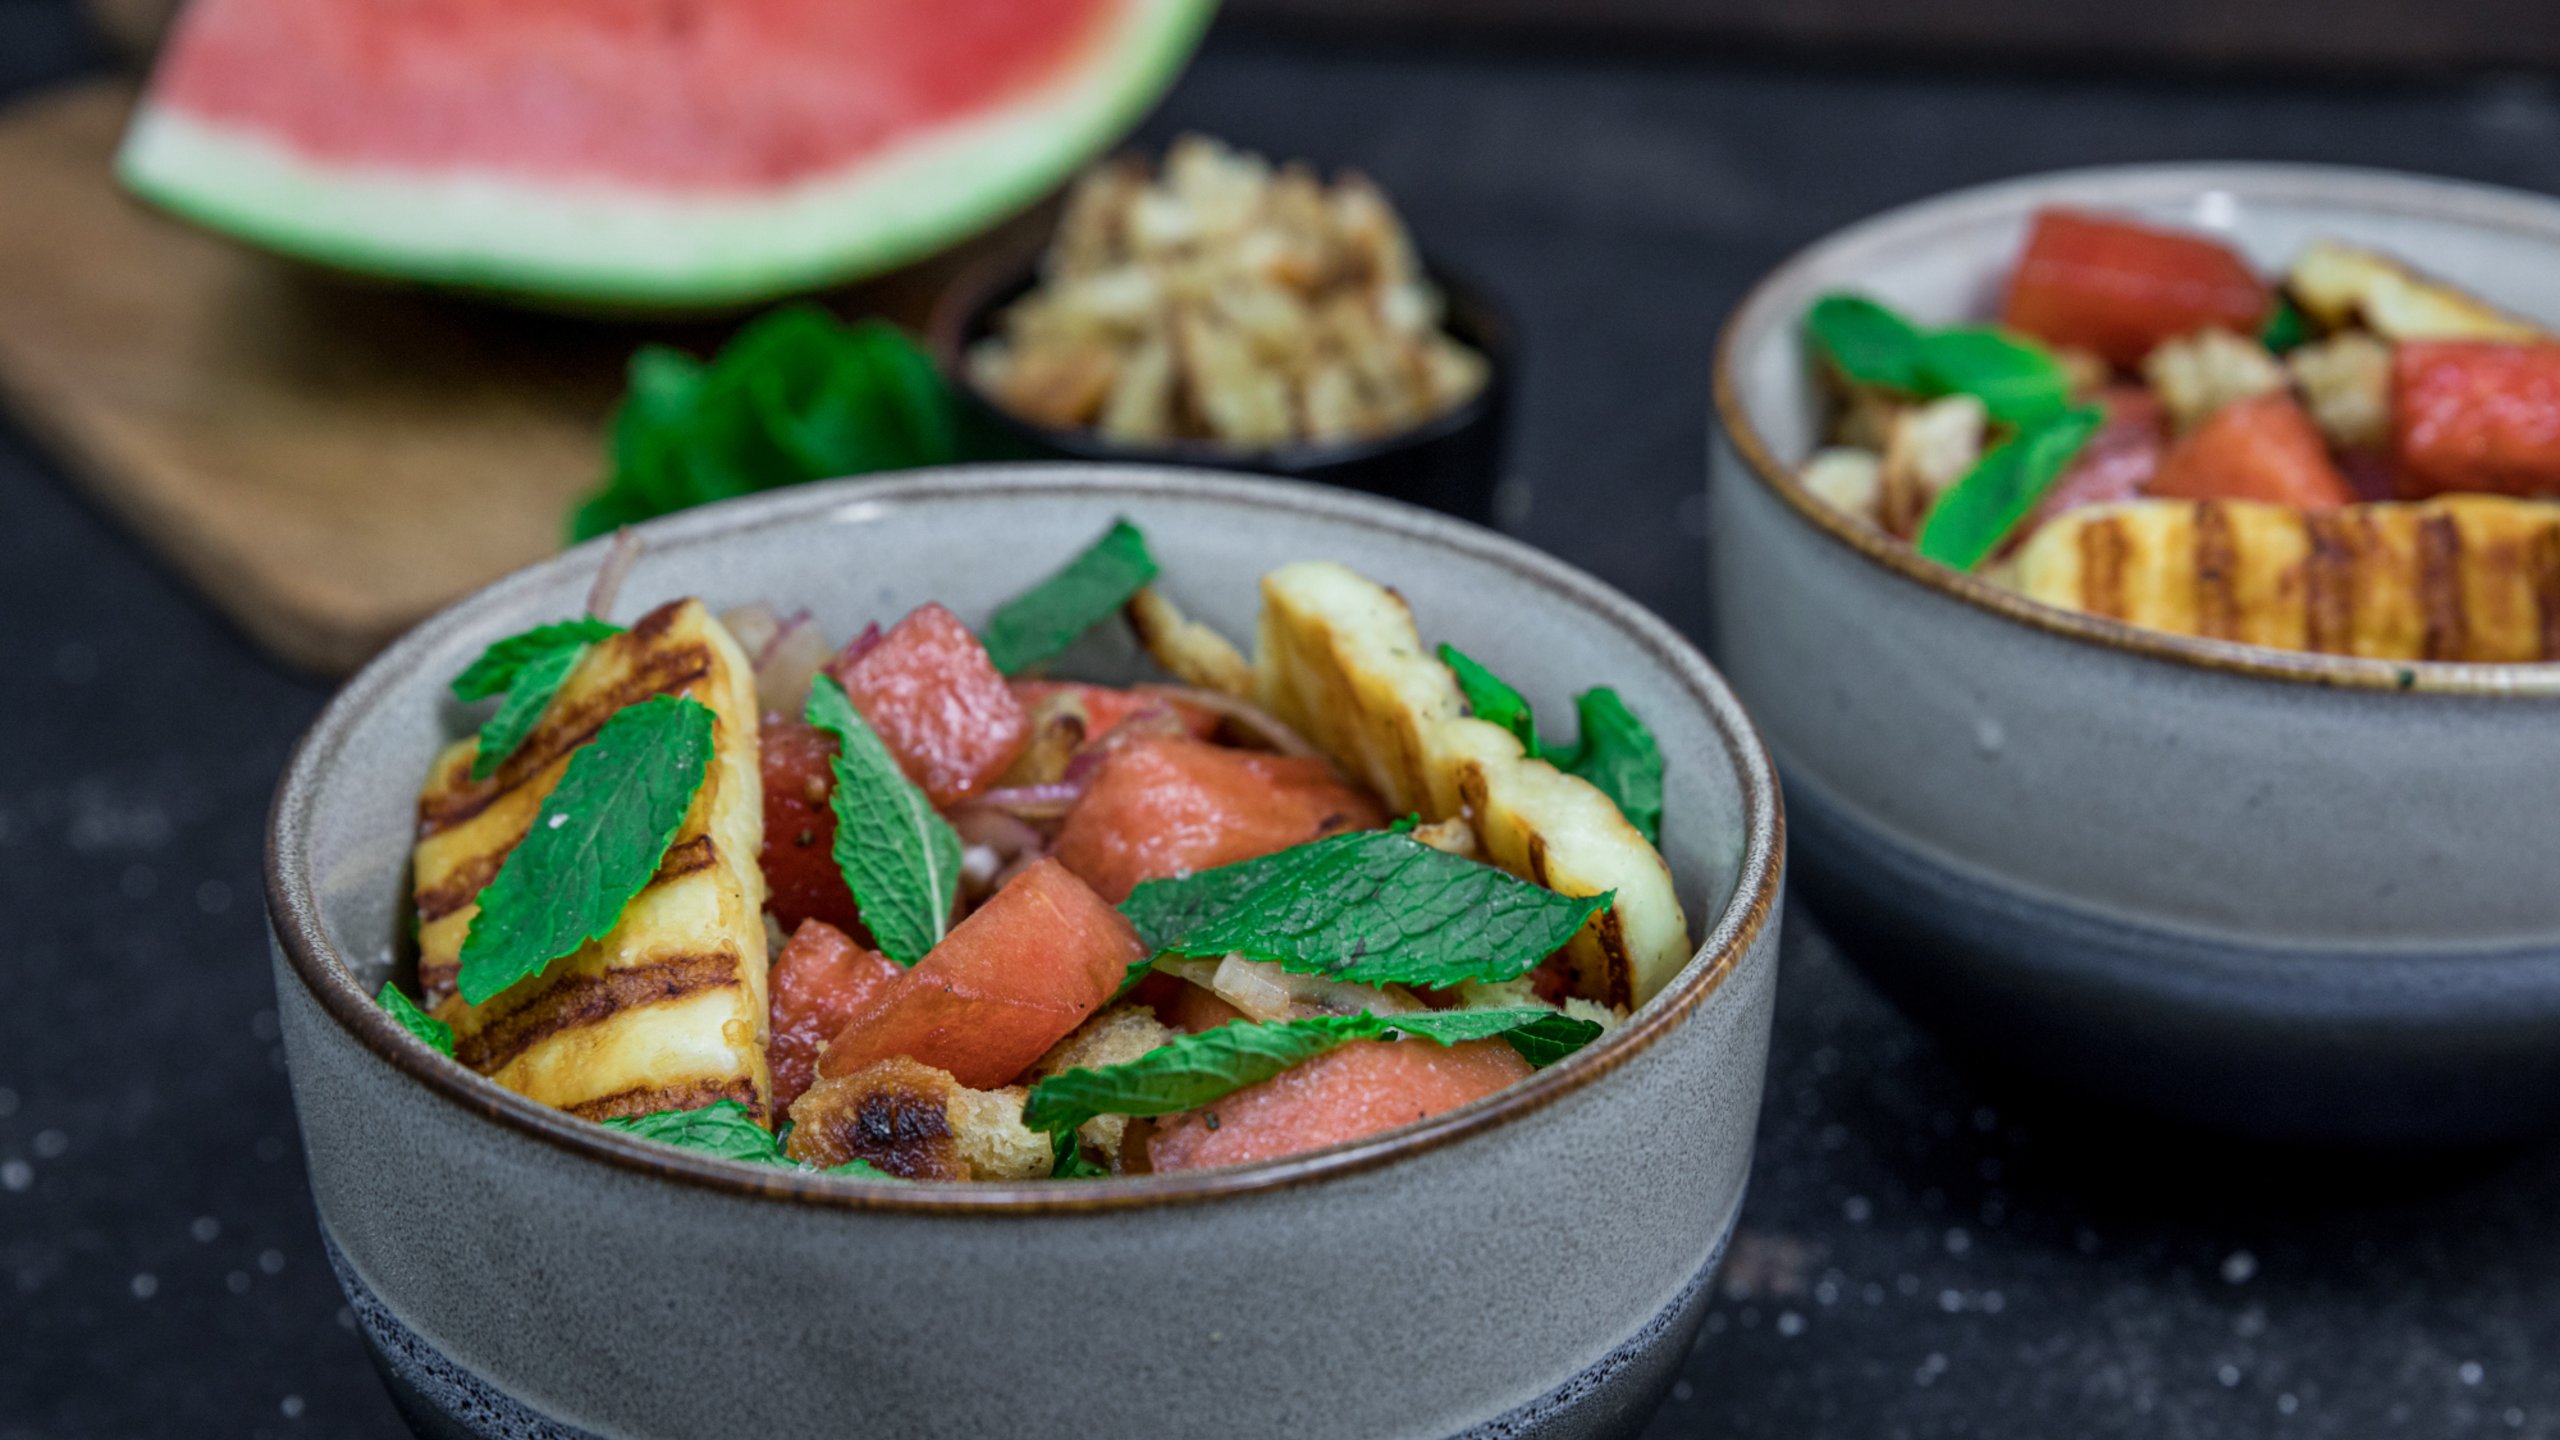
[584,529,645,621]
[1132,684,1318,757]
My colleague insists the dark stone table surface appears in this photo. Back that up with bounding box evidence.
[5,6,2558,1436]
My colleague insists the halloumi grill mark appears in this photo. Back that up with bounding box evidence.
[412,598,773,1123]
[2002,496,2560,662]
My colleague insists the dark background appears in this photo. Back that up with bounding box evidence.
[7,4,2560,1437]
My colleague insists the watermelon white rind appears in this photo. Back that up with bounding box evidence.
[115,0,1215,309]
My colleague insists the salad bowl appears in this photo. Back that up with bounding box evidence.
[266,465,1783,1439]
[1709,164,2560,1145]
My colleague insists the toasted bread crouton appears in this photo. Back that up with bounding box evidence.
[1799,447,1884,524]
[413,599,772,1124]
[2287,242,2545,342]
[2142,327,2286,433]
[1032,1003,1177,1162]
[2288,333,2393,451]
[1253,563,1693,1008]
[1126,586,1255,698]
[785,1058,1052,1181]
[1410,815,1480,859]
[1880,395,1986,538]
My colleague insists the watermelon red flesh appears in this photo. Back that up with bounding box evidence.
[817,858,1142,1089]
[1051,735,1388,903]
[2393,341,2560,498]
[757,717,867,936]
[767,919,903,1116]
[118,0,1215,305]
[2000,209,2272,368]
[2148,393,2356,510]
[1135,1038,1533,1175]
[832,603,1032,807]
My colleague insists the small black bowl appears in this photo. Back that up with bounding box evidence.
[928,258,1513,524]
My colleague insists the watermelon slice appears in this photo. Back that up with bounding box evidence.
[116,0,1215,307]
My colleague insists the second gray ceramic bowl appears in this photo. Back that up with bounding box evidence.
[267,465,1783,1439]
[1709,163,2560,1147]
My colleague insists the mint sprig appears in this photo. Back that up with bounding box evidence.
[980,518,1160,675]
[1807,294,2070,428]
[1914,404,2106,572]
[1049,1130,1113,1179]
[376,982,454,1057]
[451,618,624,780]
[1123,827,1609,989]
[456,694,716,1005]
[1435,646,1666,843]
[601,1099,901,1179]
[1022,1007,1602,1138]
[571,306,961,541]
[804,674,961,966]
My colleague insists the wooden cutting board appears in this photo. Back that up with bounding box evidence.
[0,80,1042,674]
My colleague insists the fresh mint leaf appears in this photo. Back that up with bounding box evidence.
[1049,1130,1112,1180]
[1809,293,2070,426]
[1144,829,1612,989]
[980,519,1160,675]
[805,674,961,966]
[600,1098,781,1163]
[1023,1007,1598,1137]
[456,695,716,1005]
[1439,643,1538,754]
[1917,327,2070,427]
[1915,404,2105,571]
[1118,825,1393,952]
[1807,294,1932,392]
[570,307,961,542]
[376,982,454,1057]
[452,618,625,781]
[2261,295,2311,354]
[1549,688,1665,844]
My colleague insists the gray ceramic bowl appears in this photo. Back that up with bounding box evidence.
[1708,164,2560,1147]
[267,466,1783,1440]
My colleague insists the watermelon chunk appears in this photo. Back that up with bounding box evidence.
[1051,735,1387,903]
[818,858,1142,1089]
[116,0,1215,306]
[2149,393,2356,510]
[767,919,903,1114]
[2001,209,2272,367]
[2392,341,2560,498]
[1135,1038,1533,1174]
[831,603,1031,806]
[1009,680,1219,744]
[757,717,868,935]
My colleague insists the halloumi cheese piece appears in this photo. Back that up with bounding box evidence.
[1253,562,1693,1009]
[2287,242,2546,343]
[412,599,773,1123]
[2000,496,2560,662]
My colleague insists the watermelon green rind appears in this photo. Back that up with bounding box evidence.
[114,0,1216,309]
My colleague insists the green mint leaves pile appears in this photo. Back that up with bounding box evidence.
[1123,826,1610,989]
[1806,292,2105,571]
[805,673,961,966]
[981,519,1160,675]
[1437,645,1665,842]
[601,1100,895,1179]
[1022,1007,1602,1141]
[449,617,624,780]
[456,693,716,1005]
[572,306,961,542]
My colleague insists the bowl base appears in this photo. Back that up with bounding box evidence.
[1789,770,2560,1148]
[331,1214,1732,1440]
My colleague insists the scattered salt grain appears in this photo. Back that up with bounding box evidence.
[548,813,569,829]
[190,1216,220,1243]
[130,1273,157,1299]
[281,1395,305,1419]
[1777,1310,1806,1337]
[1,1161,29,1193]
[2462,1361,2486,1386]
[2221,1250,2258,1285]
[259,1249,285,1276]
[32,1129,67,1159]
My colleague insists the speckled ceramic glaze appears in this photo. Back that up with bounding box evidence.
[268,467,1783,1439]
[1709,165,2560,1145]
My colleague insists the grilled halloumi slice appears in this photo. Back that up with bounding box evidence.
[1253,562,1692,1009]
[2000,496,2560,662]
[412,599,773,1123]
[2286,242,2546,343]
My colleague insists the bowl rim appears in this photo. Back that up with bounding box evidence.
[1711,159,2560,699]
[266,464,1783,1215]
[924,251,1512,473]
